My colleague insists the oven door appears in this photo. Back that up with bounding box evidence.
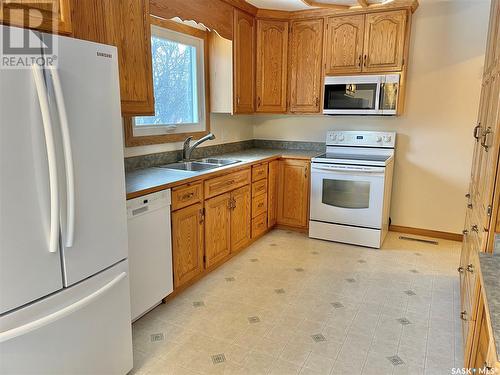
[310,163,385,229]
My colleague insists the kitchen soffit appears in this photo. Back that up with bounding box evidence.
[245,0,389,11]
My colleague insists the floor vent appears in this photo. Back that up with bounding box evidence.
[399,236,438,245]
[193,301,205,307]
[150,333,164,342]
[331,302,344,309]
[311,334,326,342]
[248,316,260,324]
[387,355,405,366]
[274,288,286,294]
[396,318,412,325]
[211,354,226,364]
[225,277,235,282]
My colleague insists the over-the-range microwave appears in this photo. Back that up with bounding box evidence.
[323,74,400,115]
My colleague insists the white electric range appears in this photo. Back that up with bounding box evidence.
[309,131,396,248]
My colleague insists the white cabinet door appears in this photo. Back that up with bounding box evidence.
[44,34,129,286]
[0,26,64,314]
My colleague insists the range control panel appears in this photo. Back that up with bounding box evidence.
[326,131,396,148]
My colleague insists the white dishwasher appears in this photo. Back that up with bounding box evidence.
[127,190,173,321]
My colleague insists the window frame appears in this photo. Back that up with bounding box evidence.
[124,16,210,147]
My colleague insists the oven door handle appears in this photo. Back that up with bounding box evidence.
[311,165,385,173]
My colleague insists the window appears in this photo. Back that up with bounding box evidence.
[130,19,209,141]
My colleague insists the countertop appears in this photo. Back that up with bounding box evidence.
[125,148,321,199]
[478,252,500,359]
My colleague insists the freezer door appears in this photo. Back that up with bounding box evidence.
[42,34,129,285]
[0,26,64,314]
[0,260,133,375]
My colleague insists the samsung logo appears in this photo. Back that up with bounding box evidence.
[96,52,112,59]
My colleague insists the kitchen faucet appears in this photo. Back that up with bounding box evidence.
[182,133,215,161]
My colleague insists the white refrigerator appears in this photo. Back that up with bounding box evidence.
[0,26,133,374]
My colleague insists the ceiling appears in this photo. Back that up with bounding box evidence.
[246,0,388,11]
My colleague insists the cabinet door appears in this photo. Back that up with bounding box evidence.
[205,193,231,267]
[363,10,407,72]
[70,0,154,116]
[256,19,288,113]
[277,159,310,228]
[325,15,364,75]
[231,185,251,252]
[172,203,204,289]
[268,160,278,228]
[289,18,324,113]
[0,0,72,34]
[233,9,255,114]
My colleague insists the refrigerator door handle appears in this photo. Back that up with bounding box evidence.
[49,67,75,248]
[0,272,127,343]
[32,65,59,254]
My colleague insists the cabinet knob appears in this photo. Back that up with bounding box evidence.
[471,225,479,233]
[462,229,469,236]
[457,266,464,273]
[358,55,362,67]
[460,311,467,321]
[465,193,471,199]
[467,203,473,209]
[364,54,368,67]
[467,264,474,273]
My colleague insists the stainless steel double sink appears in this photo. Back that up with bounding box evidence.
[159,158,241,172]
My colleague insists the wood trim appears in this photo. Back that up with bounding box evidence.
[389,225,463,242]
[300,0,349,10]
[124,17,211,147]
[220,0,258,15]
[358,0,369,7]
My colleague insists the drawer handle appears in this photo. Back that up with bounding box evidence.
[182,192,195,200]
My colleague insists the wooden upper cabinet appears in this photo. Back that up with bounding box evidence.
[69,0,154,116]
[256,19,288,113]
[233,9,255,114]
[289,18,324,113]
[363,10,407,72]
[277,159,310,228]
[0,0,72,34]
[205,193,231,268]
[171,203,204,289]
[325,15,364,75]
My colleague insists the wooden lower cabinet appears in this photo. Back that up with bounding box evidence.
[230,185,251,252]
[466,281,499,372]
[171,203,204,289]
[277,159,310,228]
[205,193,231,268]
[268,160,278,228]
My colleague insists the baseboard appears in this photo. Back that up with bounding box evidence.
[389,225,463,242]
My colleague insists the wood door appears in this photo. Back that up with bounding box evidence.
[233,9,255,114]
[205,193,231,267]
[268,160,278,228]
[171,203,204,289]
[476,75,500,236]
[467,286,492,370]
[277,159,310,228]
[256,19,288,113]
[324,15,364,75]
[363,10,407,72]
[1,0,72,34]
[70,0,154,115]
[289,18,324,113]
[230,185,251,252]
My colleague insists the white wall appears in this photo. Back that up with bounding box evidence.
[124,113,254,157]
[252,0,490,234]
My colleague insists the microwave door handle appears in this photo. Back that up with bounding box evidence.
[32,65,59,254]
[49,67,75,248]
[374,82,382,114]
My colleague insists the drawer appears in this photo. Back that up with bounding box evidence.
[171,182,203,211]
[252,163,268,182]
[252,179,267,198]
[252,193,267,218]
[204,169,251,199]
[252,212,267,238]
